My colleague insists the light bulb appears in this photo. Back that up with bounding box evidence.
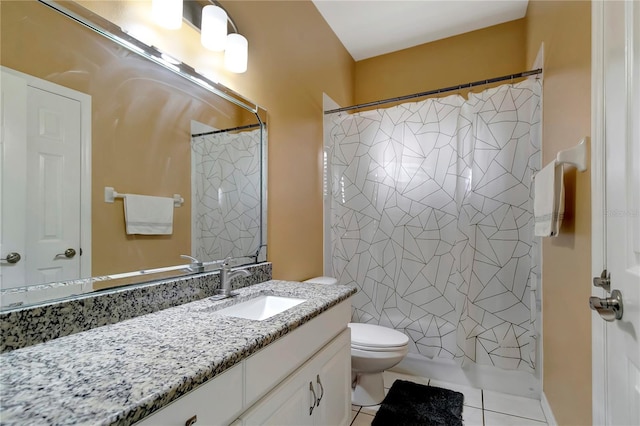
[201,5,228,52]
[224,33,248,73]
[151,0,183,30]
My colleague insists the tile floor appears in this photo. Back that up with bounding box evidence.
[350,371,549,426]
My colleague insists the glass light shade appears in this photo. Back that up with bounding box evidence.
[151,0,183,30]
[224,33,248,73]
[201,5,228,52]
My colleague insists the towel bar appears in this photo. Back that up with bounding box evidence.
[555,137,588,172]
[104,186,184,207]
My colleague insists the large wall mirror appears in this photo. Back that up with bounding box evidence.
[0,0,267,310]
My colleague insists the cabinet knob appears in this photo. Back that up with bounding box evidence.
[185,415,197,426]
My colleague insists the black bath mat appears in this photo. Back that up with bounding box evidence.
[371,380,464,426]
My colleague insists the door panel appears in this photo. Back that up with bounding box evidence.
[26,86,82,285]
[1,69,86,298]
[599,1,640,424]
[0,71,27,290]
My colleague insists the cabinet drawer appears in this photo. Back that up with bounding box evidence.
[136,363,243,426]
[244,299,351,406]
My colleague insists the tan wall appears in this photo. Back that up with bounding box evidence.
[526,1,592,424]
[219,1,355,280]
[83,0,355,281]
[8,0,354,281]
[1,1,243,276]
[355,19,526,104]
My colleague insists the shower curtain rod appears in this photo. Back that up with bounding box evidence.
[191,122,261,138]
[324,68,543,114]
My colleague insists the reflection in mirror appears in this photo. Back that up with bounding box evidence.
[0,0,267,310]
[191,121,264,263]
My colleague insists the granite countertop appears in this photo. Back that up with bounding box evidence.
[0,280,356,426]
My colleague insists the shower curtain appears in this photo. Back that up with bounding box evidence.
[325,79,541,372]
[192,128,262,262]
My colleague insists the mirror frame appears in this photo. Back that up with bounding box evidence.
[0,0,267,310]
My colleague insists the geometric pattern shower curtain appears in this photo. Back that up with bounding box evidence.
[325,79,541,373]
[191,129,262,263]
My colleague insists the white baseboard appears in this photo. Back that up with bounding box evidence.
[541,392,558,426]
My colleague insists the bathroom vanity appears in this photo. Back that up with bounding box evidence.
[0,280,356,425]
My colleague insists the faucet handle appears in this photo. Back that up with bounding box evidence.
[180,255,206,274]
[220,257,234,269]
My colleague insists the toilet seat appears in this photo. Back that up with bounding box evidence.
[351,343,407,352]
[348,323,409,351]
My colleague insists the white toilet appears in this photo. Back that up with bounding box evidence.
[304,277,409,406]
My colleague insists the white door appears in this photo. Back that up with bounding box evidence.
[592,1,640,424]
[0,71,28,289]
[26,85,82,285]
[0,68,90,291]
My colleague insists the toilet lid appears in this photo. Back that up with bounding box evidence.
[348,323,409,349]
[303,276,337,285]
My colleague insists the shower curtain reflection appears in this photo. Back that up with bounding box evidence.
[325,79,541,373]
[191,123,262,263]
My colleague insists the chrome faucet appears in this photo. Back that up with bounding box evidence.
[217,257,252,297]
[180,255,204,274]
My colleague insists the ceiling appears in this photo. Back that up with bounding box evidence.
[311,1,529,61]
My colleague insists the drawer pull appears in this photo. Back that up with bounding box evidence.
[316,374,324,406]
[309,382,317,415]
[185,415,197,426]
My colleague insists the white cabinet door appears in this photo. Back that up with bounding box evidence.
[241,358,315,426]
[241,329,351,426]
[249,380,315,426]
[136,363,243,426]
[313,333,351,426]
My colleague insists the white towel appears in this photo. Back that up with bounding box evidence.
[124,194,174,235]
[534,162,565,237]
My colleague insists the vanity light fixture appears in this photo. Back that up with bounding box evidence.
[151,0,183,30]
[153,0,249,74]
[199,1,248,74]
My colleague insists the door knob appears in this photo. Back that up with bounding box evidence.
[1,252,21,264]
[55,248,76,259]
[589,289,623,321]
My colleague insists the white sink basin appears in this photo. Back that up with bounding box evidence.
[216,295,306,321]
